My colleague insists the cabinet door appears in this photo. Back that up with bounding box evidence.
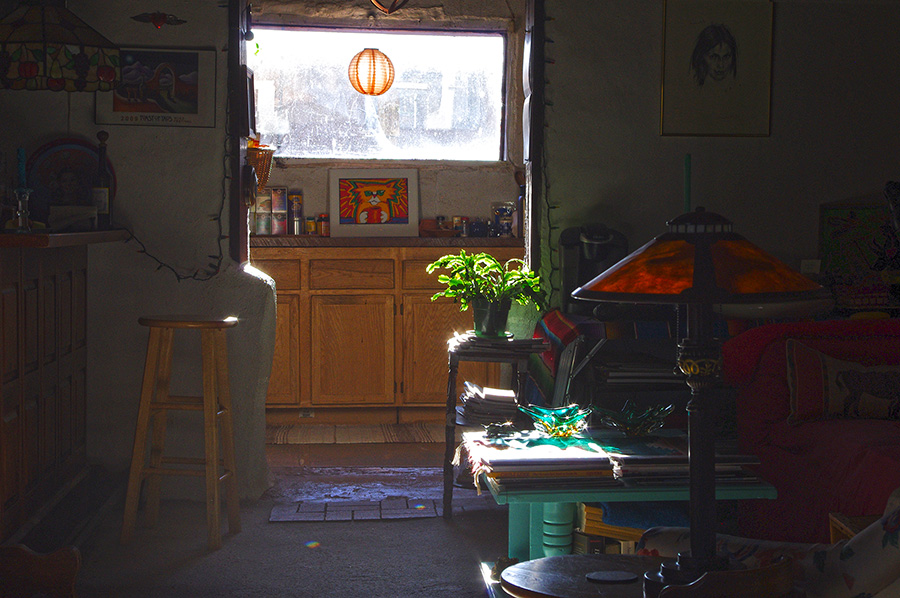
[401,295,493,405]
[267,293,300,405]
[310,295,394,405]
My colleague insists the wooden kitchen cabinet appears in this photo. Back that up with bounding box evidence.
[0,246,87,541]
[400,294,493,405]
[310,294,395,405]
[251,240,524,421]
[267,293,300,405]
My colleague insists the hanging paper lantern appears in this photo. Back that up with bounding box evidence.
[370,0,410,14]
[348,48,394,96]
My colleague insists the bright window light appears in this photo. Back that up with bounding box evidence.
[246,28,506,161]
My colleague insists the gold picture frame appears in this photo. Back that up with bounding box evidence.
[660,0,773,137]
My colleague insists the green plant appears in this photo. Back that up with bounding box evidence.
[425,250,545,311]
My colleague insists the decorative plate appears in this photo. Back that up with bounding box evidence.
[26,138,116,219]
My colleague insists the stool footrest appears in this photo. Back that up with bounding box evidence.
[160,456,226,466]
[146,466,208,478]
[151,395,227,413]
[142,468,236,481]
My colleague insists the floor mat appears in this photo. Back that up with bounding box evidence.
[266,466,501,522]
[266,422,444,445]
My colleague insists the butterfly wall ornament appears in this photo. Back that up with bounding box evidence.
[370,0,410,14]
[131,12,187,28]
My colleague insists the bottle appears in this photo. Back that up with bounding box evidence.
[288,193,303,235]
[316,213,330,237]
[92,130,112,230]
[305,216,317,235]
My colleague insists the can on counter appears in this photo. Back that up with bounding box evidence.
[452,215,463,231]
[460,216,470,237]
[305,216,317,235]
[316,213,330,237]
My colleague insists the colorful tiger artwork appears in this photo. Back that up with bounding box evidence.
[338,178,409,225]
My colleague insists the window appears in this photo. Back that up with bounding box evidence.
[246,28,506,161]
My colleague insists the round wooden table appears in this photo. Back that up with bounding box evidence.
[500,554,670,598]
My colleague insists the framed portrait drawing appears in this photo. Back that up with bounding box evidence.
[328,169,419,237]
[660,0,773,136]
[95,47,216,127]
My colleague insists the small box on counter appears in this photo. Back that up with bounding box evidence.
[272,212,287,235]
[271,187,287,213]
[255,212,271,235]
[255,189,272,213]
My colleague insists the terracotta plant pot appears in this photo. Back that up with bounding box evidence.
[472,298,512,338]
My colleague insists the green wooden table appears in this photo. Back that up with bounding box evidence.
[482,475,776,561]
[465,429,777,562]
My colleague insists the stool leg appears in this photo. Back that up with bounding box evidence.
[146,327,174,528]
[214,328,241,534]
[201,329,222,550]
[122,327,164,544]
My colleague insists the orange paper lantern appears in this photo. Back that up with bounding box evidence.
[348,48,395,96]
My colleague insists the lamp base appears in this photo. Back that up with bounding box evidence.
[643,552,730,598]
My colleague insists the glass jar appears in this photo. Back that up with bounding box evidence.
[316,213,330,237]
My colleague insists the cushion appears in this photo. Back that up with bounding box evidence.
[641,503,900,598]
[786,339,900,424]
[532,309,603,377]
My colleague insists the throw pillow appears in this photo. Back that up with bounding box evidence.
[786,339,900,423]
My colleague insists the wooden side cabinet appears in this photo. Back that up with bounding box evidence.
[0,247,87,542]
[252,242,524,421]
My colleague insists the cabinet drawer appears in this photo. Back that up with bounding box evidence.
[309,259,394,290]
[402,260,442,290]
[401,260,447,290]
[255,260,301,290]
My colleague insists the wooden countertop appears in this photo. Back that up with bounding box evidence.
[250,235,524,248]
[0,229,130,248]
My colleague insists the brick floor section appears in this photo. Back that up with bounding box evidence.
[269,493,502,522]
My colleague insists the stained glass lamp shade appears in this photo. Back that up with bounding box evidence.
[0,0,120,92]
[572,207,830,595]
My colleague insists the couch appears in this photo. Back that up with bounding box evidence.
[722,319,900,544]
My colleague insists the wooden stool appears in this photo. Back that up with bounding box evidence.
[121,315,241,550]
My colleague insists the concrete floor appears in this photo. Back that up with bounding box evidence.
[72,440,511,597]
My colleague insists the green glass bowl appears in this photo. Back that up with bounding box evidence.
[518,404,592,439]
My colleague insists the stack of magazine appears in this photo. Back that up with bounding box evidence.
[463,430,621,490]
[599,433,761,486]
[459,382,520,424]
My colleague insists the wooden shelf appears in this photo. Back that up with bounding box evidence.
[250,235,524,249]
[0,229,129,248]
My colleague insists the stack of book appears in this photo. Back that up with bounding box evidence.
[448,332,548,352]
[577,502,644,543]
[463,430,621,491]
[595,352,685,388]
[599,433,761,486]
[459,382,520,424]
[573,502,642,555]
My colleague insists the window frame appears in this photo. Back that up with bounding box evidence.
[246,24,511,164]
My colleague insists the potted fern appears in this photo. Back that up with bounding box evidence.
[426,250,544,338]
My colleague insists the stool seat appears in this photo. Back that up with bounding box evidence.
[138,315,239,329]
[122,314,241,550]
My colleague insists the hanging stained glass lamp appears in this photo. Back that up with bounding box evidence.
[0,0,120,92]
[348,48,394,96]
